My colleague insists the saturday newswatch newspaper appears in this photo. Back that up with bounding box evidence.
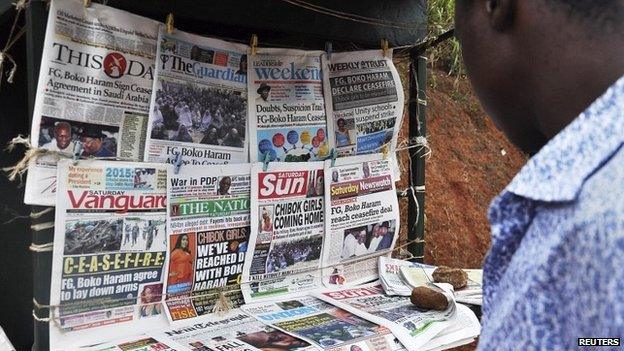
[25,0,159,206]
[248,48,329,163]
[322,50,405,157]
[144,27,249,166]
[164,164,250,322]
[241,161,325,303]
[50,160,169,349]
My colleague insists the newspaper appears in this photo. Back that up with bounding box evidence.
[248,48,329,163]
[400,266,483,306]
[242,296,399,351]
[313,283,457,351]
[152,309,316,351]
[321,50,404,156]
[164,164,250,322]
[144,28,248,166]
[417,304,480,351]
[378,257,433,296]
[25,0,159,206]
[241,162,325,303]
[50,159,169,349]
[72,335,177,351]
[321,154,400,287]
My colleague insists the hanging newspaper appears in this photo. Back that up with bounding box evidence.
[248,48,329,163]
[144,28,249,166]
[313,283,457,351]
[241,162,325,303]
[152,310,316,351]
[242,296,400,351]
[25,0,159,206]
[71,334,176,351]
[164,164,250,322]
[321,50,404,156]
[50,160,169,349]
[321,155,400,287]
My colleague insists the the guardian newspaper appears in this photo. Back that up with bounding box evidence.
[145,28,248,165]
[242,162,325,303]
[322,50,405,156]
[26,0,159,206]
[50,160,168,349]
[248,48,329,163]
[164,164,250,322]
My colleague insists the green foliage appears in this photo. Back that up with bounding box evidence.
[428,0,464,77]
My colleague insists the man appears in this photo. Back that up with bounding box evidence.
[341,230,358,259]
[218,176,232,195]
[454,1,624,349]
[375,221,393,251]
[368,224,382,252]
[81,127,115,157]
[256,83,271,102]
[222,127,244,147]
[42,121,72,152]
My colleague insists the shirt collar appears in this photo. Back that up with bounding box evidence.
[505,75,624,202]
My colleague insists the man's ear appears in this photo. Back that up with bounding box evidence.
[486,0,515,31]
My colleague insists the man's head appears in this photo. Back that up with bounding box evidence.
[455,0,624,154]
[54,122,72,150]
[219,176,232,193]
[81,127,104,155]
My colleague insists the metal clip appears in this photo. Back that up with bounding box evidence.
[325,42,333,60]
[173,152,183,174]
[381,144,390,159]
[262,151,272,172]
[72,141,83,165]
[381,39,389,58]
[330,148,338,167]
[250,34,258,56]
[166,13,174,34]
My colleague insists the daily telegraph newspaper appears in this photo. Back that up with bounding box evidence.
[248,48,329,163]
[152,310,316,351]
[321,155,400,287]
[72,335,176,351]
[321,50,404,156]
[314,283,457,351]
[50,160,168,349]
[164,164,250,322]
[25,0,159,206]
[242,296,399,351]
[241,162,325,303]
[145,28,248,165]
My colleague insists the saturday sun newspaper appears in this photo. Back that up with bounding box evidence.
[321,50,405,156]
[241,162,325,303]
[25,0,159,206]
[50,160,169,349]
[321,154,400,287]
[248,48,329,163]
[164,164,250,322]
[144,27,249,165]
[242,295,400,351]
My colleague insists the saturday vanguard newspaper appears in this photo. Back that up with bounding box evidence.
[248,48,329,163]
[144,27,249,165]
[26,0,159,206]
[241,162,325,303]
[322,50,404,156]
[321,155,400,287]
[50,160,169,349]
[164,164,250,322]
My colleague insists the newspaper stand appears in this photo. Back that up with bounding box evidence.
[17,1,429,349]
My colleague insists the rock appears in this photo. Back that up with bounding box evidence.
[410,286,449,311]
[432,266,468,289]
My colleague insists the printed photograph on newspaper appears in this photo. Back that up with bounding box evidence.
[25,0,159,206]
[248,48,329,163]
[321,50,405,156]
[145,27,249,166]
[49,160,169,349]
[71,334,176,351]
[241,162,325,303]
[243,295,400,351]
[151,310,315,351]
[321,154,400,287]
[164,164,250,322]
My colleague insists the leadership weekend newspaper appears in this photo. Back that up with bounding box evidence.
[241,162,325,303]
[322,50,405,156]
[144,27,249,165]
[164,164,250,322]
[25,0,159,206]
[321,155,400,287]
[50,160,169,349]
[242,295,400,351]
[248,48,329,163]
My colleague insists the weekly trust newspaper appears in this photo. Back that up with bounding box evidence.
[242,162,325,303]
[321,155,400,287]
[144,28,248,165]
[248,48,329,163]
[164,164,250,322]
[322,50,404,156]
[26,0,159,206]
[50,160,169,349]
[242,296,399,351]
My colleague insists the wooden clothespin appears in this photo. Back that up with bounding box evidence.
[325,42,333,60]
[166,13,174,35]
[381,39,389,58]
[381,144,390,159]
[250,34,258,56]
[83,0,91,7]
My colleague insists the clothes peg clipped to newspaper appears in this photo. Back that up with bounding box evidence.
[250,34,258,56]
[173,152,183,174]
[72,140,83,165]
[381,39,389,58]
[166,13,174,35]
[325,42,333,60]
[262,151,271,172]
[83,0,91,7]
[330,148,338,167]
[381,143,390,159]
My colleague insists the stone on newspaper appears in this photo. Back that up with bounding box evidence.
[410,286,449,311]
[432,266,468,289]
